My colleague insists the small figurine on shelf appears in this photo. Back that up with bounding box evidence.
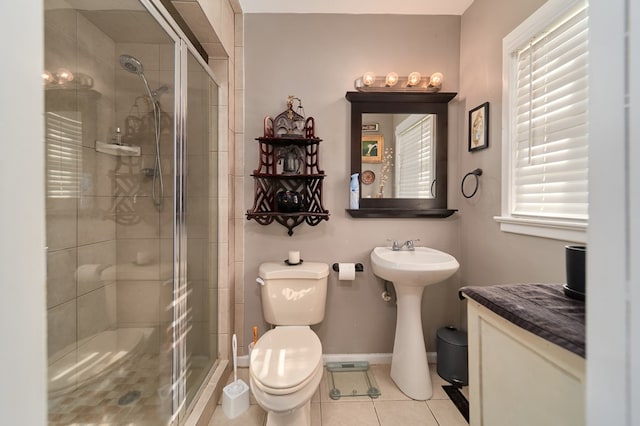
[273,96,306,137]
[276,145,304,174]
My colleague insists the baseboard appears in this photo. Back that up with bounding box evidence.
[236,352,437,368]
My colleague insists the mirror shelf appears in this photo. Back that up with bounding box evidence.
[346,91,458,219]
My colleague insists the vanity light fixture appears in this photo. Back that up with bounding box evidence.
[354,71,444,92]
[56,68,74,84]
[385,72,399,87]
[407,71,422,87]
[362,72,376,86]
[42,70,55,86]
[43,68,95,89]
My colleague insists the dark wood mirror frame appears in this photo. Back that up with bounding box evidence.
[345,91,458,218]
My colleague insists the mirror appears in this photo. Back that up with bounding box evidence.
[346,91,457,218]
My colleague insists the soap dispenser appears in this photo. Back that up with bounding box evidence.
[350,173,359,209]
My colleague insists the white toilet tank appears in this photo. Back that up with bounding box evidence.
[258,262,329,325]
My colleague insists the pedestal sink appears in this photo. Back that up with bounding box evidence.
[371,246,459,400]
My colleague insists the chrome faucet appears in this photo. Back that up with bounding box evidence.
[390,239,420,251]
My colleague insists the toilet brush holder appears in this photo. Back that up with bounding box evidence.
[222,334,250,419]
[222,379,250,419]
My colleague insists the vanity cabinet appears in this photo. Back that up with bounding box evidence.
[246,102,329,236]
[461,284,585,426]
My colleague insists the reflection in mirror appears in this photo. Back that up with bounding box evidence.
[346,91,457,218]
[361,113,436,199]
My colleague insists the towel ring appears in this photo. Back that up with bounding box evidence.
[461,168,483,199]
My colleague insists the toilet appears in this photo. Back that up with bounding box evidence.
[250,261,329,426]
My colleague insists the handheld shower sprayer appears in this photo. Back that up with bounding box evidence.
[119,54,165,209]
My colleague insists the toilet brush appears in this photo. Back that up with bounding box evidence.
[222,334,250,419]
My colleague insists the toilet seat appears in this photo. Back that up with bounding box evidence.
[250,326,322,395]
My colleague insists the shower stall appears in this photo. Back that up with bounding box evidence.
[44,0,219,424]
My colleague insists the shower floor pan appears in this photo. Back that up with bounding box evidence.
[48,327,153,397]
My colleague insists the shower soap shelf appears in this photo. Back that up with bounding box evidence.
[95,140,140,157]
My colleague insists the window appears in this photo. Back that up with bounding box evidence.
[395,114,436,198]
[496,0,588,242]
[46,111,82,199]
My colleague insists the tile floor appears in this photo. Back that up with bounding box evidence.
[209,364,468,426]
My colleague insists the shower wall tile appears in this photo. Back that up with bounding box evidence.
[158,68,175,110]
[159,44,174,71]
[159,200,173,238]
[187,197,208,237]
[78,196,116,245]
[187,154,208,197]
[46,198,78,251]
[188,279,206,322]
[44,10,78,42]
[47,300,77,360]
[116,196,160,238]
[117,280,161,324]
[77,240,116,295]
[96,98,115,145]
[77,286,113,340]
[77,12,116,69]
[116,238,160,278]
[159,280,173,323]
[76,14,115,103]
[81,148,116,197]
[159,238,174,276]
[44,20,78,76]
[187,321,209,356]
[187,238,207,280]
[47,248,77,309]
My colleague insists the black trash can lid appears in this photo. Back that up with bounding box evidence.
[437,326,468,346]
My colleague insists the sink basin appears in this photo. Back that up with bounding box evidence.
[370,246,459,400]
[371,246,459,286]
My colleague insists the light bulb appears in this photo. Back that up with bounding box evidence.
[428,72,443,88]
[56,68,74,84]
[362,72,376,86]
[42,70,54,85]
[385,72,399,87]
[407,72,421,87]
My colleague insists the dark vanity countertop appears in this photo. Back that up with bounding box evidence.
[460,283,585,358]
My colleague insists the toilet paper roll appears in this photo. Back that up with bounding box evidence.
[338,263,356,281]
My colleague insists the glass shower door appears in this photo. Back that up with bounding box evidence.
[183,49,219,407]
[43,1,201,424]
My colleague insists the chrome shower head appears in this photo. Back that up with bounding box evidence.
[119,54,144,75]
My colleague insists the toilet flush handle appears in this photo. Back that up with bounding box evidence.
[256,277,265,286]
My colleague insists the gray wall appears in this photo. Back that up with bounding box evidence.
[243,2,574,355]
[458,0,570,290]
[244,14,462,353]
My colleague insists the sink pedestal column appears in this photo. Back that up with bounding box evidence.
[390,284,432,400]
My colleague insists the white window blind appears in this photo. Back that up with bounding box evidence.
[395,114,435,198]
[511,4,589,221]
[46,111,82,199]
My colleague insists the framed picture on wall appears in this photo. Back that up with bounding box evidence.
[469,102,489,152]
[362,134,384,163]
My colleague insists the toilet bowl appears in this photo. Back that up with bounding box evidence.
[250,326,322,426]
[250,261,329,426]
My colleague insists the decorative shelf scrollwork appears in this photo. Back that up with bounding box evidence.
[246,97,329,236]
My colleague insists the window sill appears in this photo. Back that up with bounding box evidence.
[494,216,587,243]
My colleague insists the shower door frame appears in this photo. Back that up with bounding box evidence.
[140,0,221,422]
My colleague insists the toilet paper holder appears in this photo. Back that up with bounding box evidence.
[332,263,364,272]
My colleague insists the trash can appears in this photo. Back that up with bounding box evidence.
[436,326,468,386]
